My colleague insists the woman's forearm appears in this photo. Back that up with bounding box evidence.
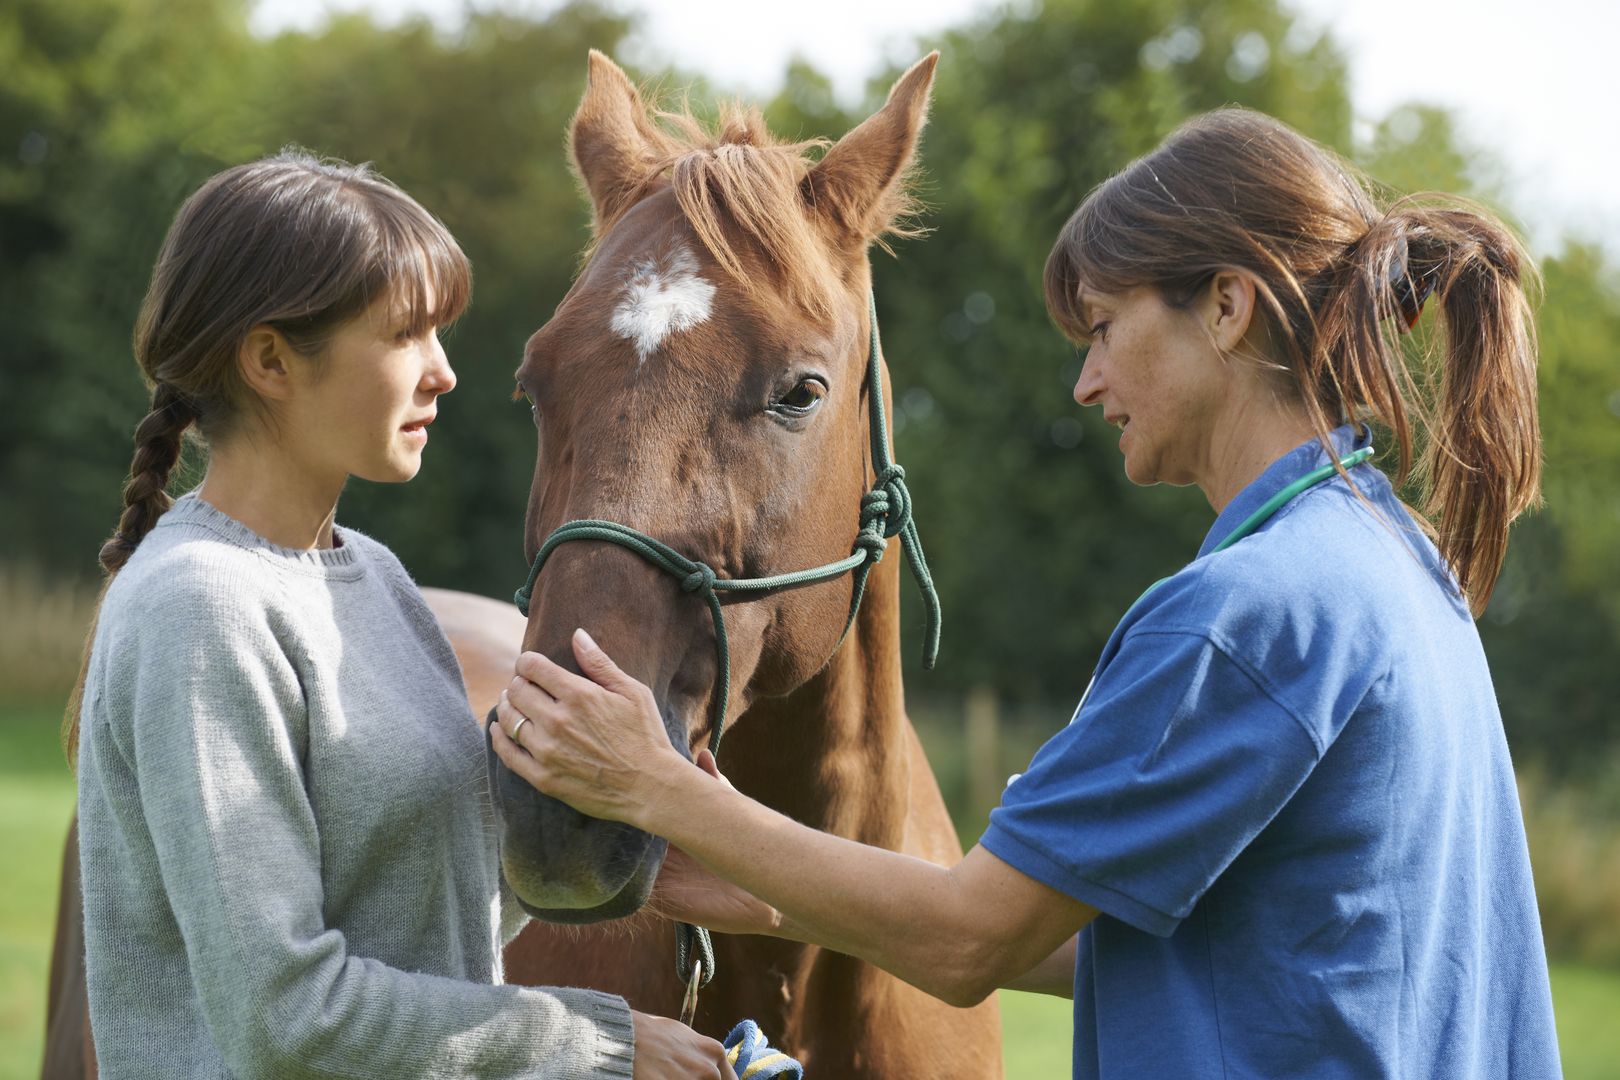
[492,636,1093,1007]
[640,767,1069,1007]
[1003,934,1078,997]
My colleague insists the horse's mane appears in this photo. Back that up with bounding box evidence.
[602,99,923,320]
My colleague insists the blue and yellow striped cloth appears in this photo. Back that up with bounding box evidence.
[722,1020,804,1079]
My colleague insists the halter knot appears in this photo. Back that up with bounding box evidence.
[862,464,912,539]
[682,564,718,594]
[853,528,888,565]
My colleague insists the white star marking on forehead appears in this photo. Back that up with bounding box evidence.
[609,245,716,363]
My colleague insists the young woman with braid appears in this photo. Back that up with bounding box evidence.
[68,152,736,1080]
[490,109,1561,1077]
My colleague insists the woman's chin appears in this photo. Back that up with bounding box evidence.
[358,454,424,484]
[1122,455,1155,487]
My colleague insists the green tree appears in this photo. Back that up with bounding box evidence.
[5,0,1616,772]
[2,0,253,566]
[1,2,637,597]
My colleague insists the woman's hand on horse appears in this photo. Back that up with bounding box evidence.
[492,627,688,828]
[630,1011,738,1080]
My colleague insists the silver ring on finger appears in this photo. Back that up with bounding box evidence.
[509,716,532,743]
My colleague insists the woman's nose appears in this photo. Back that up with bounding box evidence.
[425,336,457,395]
[1072,350,1103,406]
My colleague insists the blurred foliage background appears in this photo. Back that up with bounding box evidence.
[3,0,1619,1072]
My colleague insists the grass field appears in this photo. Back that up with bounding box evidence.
[1,703,80,1080]
[3,703,1615,1078]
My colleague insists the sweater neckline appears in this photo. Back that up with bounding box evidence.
[159,492,365,575]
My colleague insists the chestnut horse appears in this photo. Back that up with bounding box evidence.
[484,50,999,1077]
[41,52,1001,1079]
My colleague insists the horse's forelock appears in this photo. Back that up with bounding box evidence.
[595,101,855,322]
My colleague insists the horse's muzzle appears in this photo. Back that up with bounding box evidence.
[483,706,683,921]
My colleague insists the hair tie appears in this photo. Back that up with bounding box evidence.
[153,382,200,424]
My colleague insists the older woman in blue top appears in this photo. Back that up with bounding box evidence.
[491,108,1560,1078]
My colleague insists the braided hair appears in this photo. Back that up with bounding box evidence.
[98,382,198,573]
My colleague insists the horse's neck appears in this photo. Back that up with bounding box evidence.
[708,558,922,1035]
[725,555,910,849]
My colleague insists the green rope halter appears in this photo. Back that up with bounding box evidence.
[510,291,941,989]
[513,290,939,749]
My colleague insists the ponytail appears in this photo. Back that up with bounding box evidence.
[1314,201,1541,613]
[1407,207,1540,612]
[64,382,197,764]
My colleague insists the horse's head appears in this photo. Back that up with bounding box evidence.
[489,50,937,920]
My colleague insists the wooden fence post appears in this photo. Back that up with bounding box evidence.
[965,683,1002,820]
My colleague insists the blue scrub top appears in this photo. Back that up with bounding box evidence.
[981,426,1560,1079]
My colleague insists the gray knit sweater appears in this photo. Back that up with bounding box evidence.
[77,494,636,1079]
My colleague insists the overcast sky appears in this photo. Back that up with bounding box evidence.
[252,0,1619,256]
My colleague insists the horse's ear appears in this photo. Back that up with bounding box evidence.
[570,50,666,236]
[804,52,938,245]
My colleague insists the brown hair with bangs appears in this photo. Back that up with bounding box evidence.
[1044,108,1540,616]
[64,148,471,762]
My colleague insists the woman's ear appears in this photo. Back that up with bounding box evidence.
[1205,269,1259,354]
[236,326,302,403]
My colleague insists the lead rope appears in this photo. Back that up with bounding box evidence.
[721,1020,804,1079]
[512,290,940,1009]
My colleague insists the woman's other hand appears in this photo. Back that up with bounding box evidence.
[646,752,783,937]
[650,843,782,938]
[491,627,687,828]
[630,1011,737,1079]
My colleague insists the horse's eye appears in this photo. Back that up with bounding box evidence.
[774,378,826,415]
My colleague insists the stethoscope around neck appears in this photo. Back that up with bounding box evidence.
[1067,443,1375,719]
[1137,444,1374,606]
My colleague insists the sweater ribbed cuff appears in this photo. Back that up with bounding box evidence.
[585,991,636,1078]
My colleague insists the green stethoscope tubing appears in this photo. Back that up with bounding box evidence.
[1133,445,1375,607]
[1072,444,1376,716]
[1213,446,1376,547]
